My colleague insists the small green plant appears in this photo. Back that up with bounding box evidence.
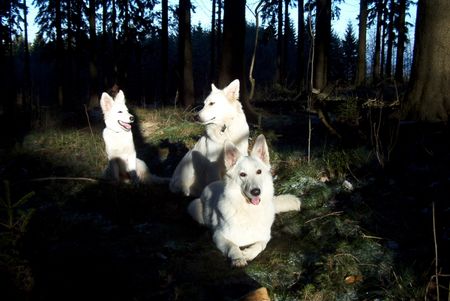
[0,181,35,232]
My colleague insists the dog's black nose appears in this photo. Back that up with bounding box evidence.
[194,114,200,122]
[129,115,135,122]
[250,188,261,196]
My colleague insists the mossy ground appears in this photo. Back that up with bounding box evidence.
[0,106,448,300]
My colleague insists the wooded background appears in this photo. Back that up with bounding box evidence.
[1,0,449,130]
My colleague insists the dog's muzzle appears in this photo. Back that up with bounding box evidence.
[245,188,261,205]
[118,117,133,131]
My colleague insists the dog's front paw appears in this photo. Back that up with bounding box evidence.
[231,257,248,267]
[241,248,258,261]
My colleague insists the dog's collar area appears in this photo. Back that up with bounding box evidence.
[105,126,121,134]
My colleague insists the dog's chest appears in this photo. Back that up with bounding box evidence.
[219,199,274,246]
[103,130,135,158]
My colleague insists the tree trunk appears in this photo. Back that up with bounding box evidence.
[23,0,31,113]
[219,0,258,124]
[372,0,382,83]
[355,0,367,86]
[88,0,99,109]
[297,0,305,91]
[385,0,394,78]
[217,0,222,74]
[55,0,64,107]
[313,0,331,91]
[210,0,216,82]
[394,0,406,83]
[275,0,283,84]
[249,1,263,101]
[161,0,169,104]
[282,0,289,85]
[403,0,450,122]
[178,0,195,108]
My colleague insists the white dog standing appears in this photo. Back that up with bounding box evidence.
[170,79,249,197]
[188,135,301,267]
[100,90,154,184]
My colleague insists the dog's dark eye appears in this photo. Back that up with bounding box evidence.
[118,111,122,113]
[209,102,215,106]
[256,169,262,175]
[239,172,247,177]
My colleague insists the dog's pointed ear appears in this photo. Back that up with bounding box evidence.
[223,79,240,102]
[251,134,270,166]
[115,90,126,104]
[224,140,242,170]
[211,83,219,92]
[100,92,114,113]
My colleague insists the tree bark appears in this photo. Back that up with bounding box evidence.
[178,0,195,108]
[313,0,331,91]
[394,0,406,83]
[275,0,283,84]
[219,0,258,124]
[372,0,383,83]
[161,0,169,104]
[282,0,289,85]
[55,0,64,107]
[355,0,367,86]
[210,0,216,83]
[88,0,99,109]
[403,0,450,122]
[297,0,305,91]
[23,0,31,112]
[385,0,394,78]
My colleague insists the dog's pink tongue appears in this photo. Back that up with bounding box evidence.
[251,196,261,205]
[120,121,132,129]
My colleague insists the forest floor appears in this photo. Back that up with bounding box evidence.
[0,103,449,300]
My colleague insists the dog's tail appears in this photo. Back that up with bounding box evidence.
[273,194,301,214]
[188,198,205,224]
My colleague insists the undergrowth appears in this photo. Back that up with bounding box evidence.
[0,106,443,300]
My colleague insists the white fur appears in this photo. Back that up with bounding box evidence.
[170,79,250,197]
[100,90,168,184]
[188,135,301,267]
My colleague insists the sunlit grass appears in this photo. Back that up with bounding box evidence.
[0,106,433,301]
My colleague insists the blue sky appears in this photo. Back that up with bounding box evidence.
[27,0,416,42]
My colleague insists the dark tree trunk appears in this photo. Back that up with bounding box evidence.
[219,0,258,124]
[275,0,283,84]
[403,0,450,122]
[297,0,305,91]
[355,0,367,86]
[88,0,99,109]
[282,0,289,85]
[55,0,64,107]
[394,0,406,83]
[178,0,194,108]
[372,0,383,82]
[161,0,169,104]
[112,0,118,84]
[313,0,331,91]
[23,0,31,112]
[385,0,394,78]
[217,0,223,75]
[210,0,216,82]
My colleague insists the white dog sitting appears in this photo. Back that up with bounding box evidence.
[169,79,250,197]
[188,135,301,267]
[100,90,163,184]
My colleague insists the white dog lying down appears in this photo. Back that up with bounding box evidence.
[188,135,301,267]
[170,79,249,197]
[100,90,168,184]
